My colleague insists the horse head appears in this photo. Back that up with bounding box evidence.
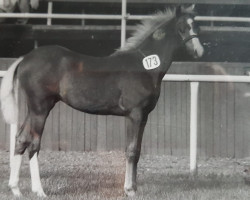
[175,4,204,59]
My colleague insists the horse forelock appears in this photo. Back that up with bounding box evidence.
[116,8,177,52]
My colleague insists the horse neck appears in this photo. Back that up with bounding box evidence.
[136,27,178,86]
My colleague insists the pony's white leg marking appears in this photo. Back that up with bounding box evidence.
[9,127,22,197]
[30,153,47,197]
[9,122,22,197]
[124,160,136,196]
[9,155,22,197]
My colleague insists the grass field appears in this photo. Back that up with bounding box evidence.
[1,150,250,200]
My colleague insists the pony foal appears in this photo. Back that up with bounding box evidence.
[0,5,203,197]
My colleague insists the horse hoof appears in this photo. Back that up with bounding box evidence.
[33,189,47,198]
[125,188,136,197]
[10,186,22,197]
[35,191,47,198]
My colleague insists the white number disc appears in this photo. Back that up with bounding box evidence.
[142,55,161,70]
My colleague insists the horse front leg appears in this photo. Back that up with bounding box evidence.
[124,109,148,196]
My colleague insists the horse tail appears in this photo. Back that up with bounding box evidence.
[0,57,23,124]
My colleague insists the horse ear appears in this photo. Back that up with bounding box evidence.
[176,4,195,17]
[185,4,196,12]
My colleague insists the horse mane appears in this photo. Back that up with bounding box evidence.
[116,8,177,53]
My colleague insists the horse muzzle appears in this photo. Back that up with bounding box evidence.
[183,35,204,59]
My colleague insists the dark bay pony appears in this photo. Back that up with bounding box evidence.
[0,5,204,197]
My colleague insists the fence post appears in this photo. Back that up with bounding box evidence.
[47,1,53,26]
[190,82,199,175]
[121,0,127,47]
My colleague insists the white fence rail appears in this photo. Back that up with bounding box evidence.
[0,0,250,47]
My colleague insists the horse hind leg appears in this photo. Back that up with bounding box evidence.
[8,112,47,197]
[27,111,48,197]
[11,98,54,197]
[27,99,57,197]
[9,115,32,197]
[8,86,28,197]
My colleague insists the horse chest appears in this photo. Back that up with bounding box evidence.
[119,79,160,112]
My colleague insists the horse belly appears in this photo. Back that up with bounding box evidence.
[59,77,126,115]
[62,93,125,115]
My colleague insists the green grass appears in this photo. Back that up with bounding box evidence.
[1,150,250,200]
